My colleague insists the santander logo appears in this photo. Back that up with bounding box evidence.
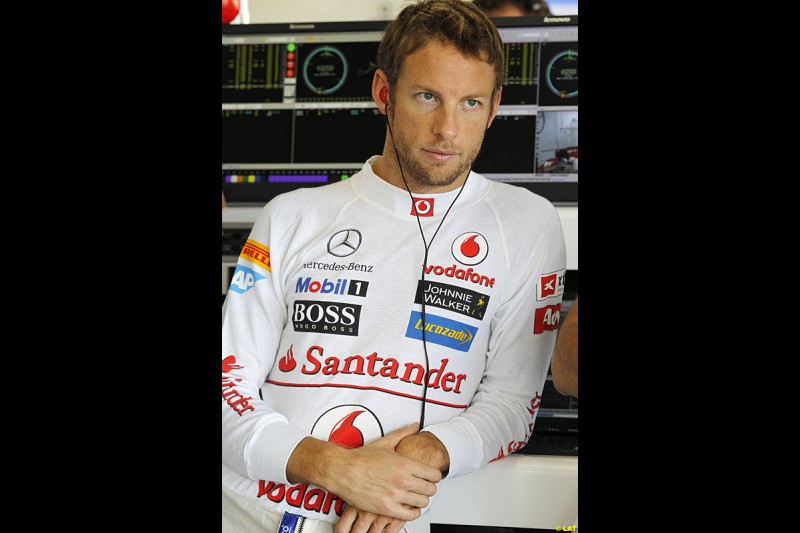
[222,355,244,373]
[279,345,297,372]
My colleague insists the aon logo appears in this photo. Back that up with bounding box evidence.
[533,303,561,334]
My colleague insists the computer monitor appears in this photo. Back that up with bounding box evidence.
[222,15,578,205]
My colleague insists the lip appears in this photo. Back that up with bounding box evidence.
[423,148,458,163]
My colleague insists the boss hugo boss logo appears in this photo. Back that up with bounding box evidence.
[411,197,434,217]
[292,300,362,336]
[452,232,488,266]
[327,229,362,257]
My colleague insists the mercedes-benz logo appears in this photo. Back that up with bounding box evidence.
[327,229,362,257]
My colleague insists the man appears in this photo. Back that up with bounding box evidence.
[221,1,567,532]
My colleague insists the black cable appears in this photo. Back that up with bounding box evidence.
[385,101,470,429]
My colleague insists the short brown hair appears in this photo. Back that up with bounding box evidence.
[377,0,504,98]
[474,0,553,16]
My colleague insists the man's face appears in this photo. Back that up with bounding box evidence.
[388,40,500,192]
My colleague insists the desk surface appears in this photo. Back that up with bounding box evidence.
[427,454,578,530]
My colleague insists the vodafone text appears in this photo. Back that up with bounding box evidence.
[279,344,467,393]
[423,263,495,287]
[258,481,345,517]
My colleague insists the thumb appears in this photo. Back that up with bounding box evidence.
[377,422,420,449]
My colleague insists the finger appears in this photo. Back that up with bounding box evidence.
[401,473,439,497]
[367,518,391,533]
[352,510,378,533]
[398,490,431,511]
[381,501,422,523]
[400,458,442,484]
[384,518,408,533]
[355,512,388,533]
[335,505,359,533]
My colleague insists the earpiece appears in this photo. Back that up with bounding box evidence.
[380,87,389,117]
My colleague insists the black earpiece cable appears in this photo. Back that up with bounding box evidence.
[385,100,470,429]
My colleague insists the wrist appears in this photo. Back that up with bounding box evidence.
[397,431,450,477]
[287,437,346,489]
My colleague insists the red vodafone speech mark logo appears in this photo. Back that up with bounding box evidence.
[329,410,366,448]
[452,232,489,266]
[411,197,434,217]
[311,405,383,447]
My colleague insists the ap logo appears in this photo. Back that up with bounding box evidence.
[229,265,265,294]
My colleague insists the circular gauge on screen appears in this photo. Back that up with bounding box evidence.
[545,50,578,99]
[303,46,348,95]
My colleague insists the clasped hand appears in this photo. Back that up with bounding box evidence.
[333,422,449,533]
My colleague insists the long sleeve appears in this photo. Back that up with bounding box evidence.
[221,201,308,485]
[422,199,567,478]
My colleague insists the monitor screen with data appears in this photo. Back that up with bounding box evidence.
[222,15,578,205]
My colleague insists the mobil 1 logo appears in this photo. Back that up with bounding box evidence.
[295,277,369,297]
[292,300,362,336]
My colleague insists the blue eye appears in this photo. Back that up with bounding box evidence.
[465,99,479,108]
[421,92,435,101]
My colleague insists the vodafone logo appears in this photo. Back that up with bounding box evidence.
[311,405,383,448]
[411,197,434,217]
[452,232,488,266]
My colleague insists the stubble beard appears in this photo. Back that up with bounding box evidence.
[392,131,484,190]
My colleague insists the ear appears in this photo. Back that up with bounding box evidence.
[372,69,390,115]
[486,87,502,129]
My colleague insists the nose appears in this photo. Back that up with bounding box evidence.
[432,105,458,141]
